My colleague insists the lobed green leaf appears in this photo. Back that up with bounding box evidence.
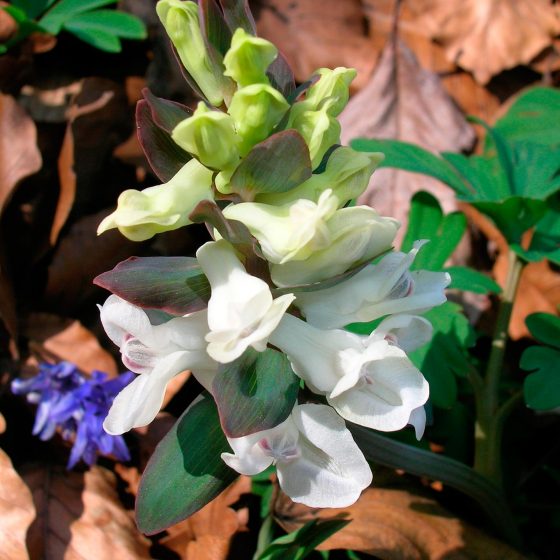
[521,346,560,411]
[445,266,502,294]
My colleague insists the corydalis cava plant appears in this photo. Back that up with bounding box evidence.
[94,0,448,533]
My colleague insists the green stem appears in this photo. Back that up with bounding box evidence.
[474,249,524,486]
[253,514,274,560]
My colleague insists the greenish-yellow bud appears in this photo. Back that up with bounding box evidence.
[223,28,278,87]
[228,84,289,155]
[97,159,214,241]
[305,67,357,116]
[256,147,383,207]
[172,102,240,170]
[156,0,231,106]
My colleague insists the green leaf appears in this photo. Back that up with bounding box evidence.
[11,0,56,19]
[212,348,299,438]
[93,256,210,315]
[349,426,522,547]
[445,266,501,294]
[258,518,350,560]
[142,88,192,134]
[521,346,560,410]
[199,0,232,57]
[351,138,472,197]
[136,393,238,534]
[493,87,560,146]
[525,313,560,349]
[39,0,116,34]
[409,302,475,408]
[229,130,312,197]
[65,26,121,51]
[401,191,467,270]
[63,9,147,39]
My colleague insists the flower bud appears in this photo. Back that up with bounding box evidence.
[228,84,289,155]
[304,67,357,117]
[156,0,231,106]
[172,101,240,170]
[223,28,278,87]
[97,159,213,241]
[256,146,383,207]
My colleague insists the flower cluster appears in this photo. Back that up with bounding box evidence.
[95,0,450,510]
[12,362,133,468]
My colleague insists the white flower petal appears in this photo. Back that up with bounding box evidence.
[278,404,372,508]
[408,406,426,440]
[373,314,433,353]
[103,350,194,434]
[329,355,429,432]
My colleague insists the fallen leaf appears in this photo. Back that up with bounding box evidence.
[22,314,118,377]
[0,411,5,433]
[255,0,375,90]
[273,484,527,559]
[340,37,475,232]
[23,464,151,560]
[160,476,251,560]
[0,448,36,560]
[408,0,560,84]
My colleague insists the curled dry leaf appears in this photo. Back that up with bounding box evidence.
[273,485,527,560]
[23,313,118,377]
[23,464,151,560]
[0,448,36,560]
[160,476,251,560]
[408,0,560,84]
[340,37,475,233]
[255,0,375,90]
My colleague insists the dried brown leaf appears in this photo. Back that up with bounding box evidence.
[0,448,36,560]
[23,314,118,377]
[23,464,150,560]
[160,476,251,560]
[274,486,527,560]
[0,411,5,434]
[255,0,375,90]
[408,0,560,84]
[340,37,475,231]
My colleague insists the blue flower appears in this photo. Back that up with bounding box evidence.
[12,362,134,468]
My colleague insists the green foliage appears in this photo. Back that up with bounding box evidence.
[257,518,350,560]
[352,87,560,249]
[521,313,560,411]
[212,347,300,437]
[1,0,146,53]
[136,393,238,534]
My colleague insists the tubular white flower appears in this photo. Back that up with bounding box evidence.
[270,314,429,432]
[99,295,217,434]
[222,403,372,508]
[294,240,451,328]
[196,240,294,363]
[408,406,426,440]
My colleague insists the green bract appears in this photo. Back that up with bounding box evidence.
[172,101,239,170]
[156,0,231,106]
[304,67,357,116]
[223,27,278,87]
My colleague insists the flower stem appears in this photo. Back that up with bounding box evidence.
[474,249,524,486]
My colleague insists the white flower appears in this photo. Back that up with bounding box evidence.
[269,314,430,432]
[196,240,294,363]
[222,403,372,508]
[99,295,217,434]
[294,241,450,328]
[408,407,427,440]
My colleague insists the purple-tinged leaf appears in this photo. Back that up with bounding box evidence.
[94,256,210,315]
[136,100,191,181]
[199,0,232,57]
[267,52,296,99]
[219,0,256,35]
[142,88,192,133]
[212,348,299,438]
[136,393,237,534]
[229,130,312,197]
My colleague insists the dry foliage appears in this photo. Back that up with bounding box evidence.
[408,0,560,84]
[340,37,475,228]
[23,465,151,560]
[0,448,36,560]
[273,485,527,560]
